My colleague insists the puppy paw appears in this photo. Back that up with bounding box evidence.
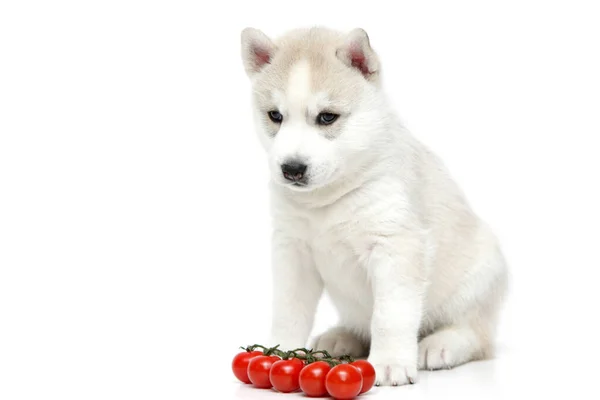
[418,331,463,370]
[371,362,418,386]
[312,327,366,357]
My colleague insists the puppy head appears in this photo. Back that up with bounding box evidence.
[241,27,387,191]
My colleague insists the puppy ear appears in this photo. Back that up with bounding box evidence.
[241,28,276,78]
[336,28,379,81]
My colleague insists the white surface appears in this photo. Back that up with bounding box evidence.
[1,1,600,399]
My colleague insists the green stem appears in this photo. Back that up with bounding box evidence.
[245,344,269,352]
[239,344,354,366]
[264,344,281,356]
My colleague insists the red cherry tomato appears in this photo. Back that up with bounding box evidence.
[325,364,363,400]
[247,355,280,388]
[299,361,332,397]
[269,357,304,393]
[231,350,263,383]
[350,360,376,394]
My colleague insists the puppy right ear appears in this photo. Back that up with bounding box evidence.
[241,28,276,78]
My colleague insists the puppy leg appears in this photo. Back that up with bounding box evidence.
[367,235,425,386]
[268,235,323,350]
[418,240,507,370]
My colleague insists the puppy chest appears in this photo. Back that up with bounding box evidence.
[309,231,373,310]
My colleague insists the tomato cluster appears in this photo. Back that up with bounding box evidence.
[232,345,375,399]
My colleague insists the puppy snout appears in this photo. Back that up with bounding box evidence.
[281,162,307,182]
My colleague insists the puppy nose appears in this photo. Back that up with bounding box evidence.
[281,162,307,181]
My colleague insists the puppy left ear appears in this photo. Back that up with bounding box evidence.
[336,28,379,81]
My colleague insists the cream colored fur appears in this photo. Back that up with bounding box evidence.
[240,26,508,386]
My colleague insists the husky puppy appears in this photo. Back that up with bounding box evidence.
[240,26,508,386]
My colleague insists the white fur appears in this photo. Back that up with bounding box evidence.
[241,27,508,386]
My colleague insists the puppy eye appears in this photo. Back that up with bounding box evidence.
[268,110,283,123]
[317,112,339,125]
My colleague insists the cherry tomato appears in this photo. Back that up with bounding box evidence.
[231,350,263,383]
[299,361,332,397]
[269,357,304,393]
[247,355,280,388]
[350,360,376,394]
[325,364,363,400]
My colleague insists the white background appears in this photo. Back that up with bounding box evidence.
[1,1,599,399]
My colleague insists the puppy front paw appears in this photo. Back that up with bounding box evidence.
[368,342,419,386]
[370,360,418,386]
